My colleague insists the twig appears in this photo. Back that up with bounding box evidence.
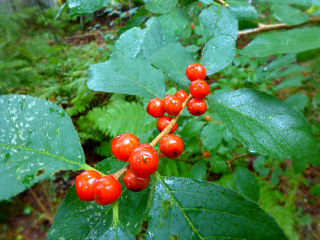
[113,94,193,180]
[238,16,320,38]
[215,0,229,8]
[225,153,249,173]
[29,188,53,224]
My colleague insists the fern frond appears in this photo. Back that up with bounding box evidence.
[96,102,156,138]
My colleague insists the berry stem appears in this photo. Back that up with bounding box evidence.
[112,94,193,180]
[150,94,193,147]
[215,0,229,8]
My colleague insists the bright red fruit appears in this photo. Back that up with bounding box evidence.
[128,146,159,178]
[187,98,207,116]
[174,89,189,103]
[190,80,209,99]
[159,134,184,158]
[122,169,150,192]
[111,133,140,161]
[157,116,177,134]
[163,94,182,116]
[76,170,101,201]
[93,175,122,205]
[185,63,206,81]
[203,151,210,158]
[147,97,165,118]
[190,24,195,29]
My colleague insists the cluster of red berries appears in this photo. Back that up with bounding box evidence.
[75,63,209,205]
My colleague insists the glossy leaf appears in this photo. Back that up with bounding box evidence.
[88,55,165,99]
[208,89,316,159]
[144,0,178,14]
[158,8,190,45]
[199,4,238,42]
[117,16,147,38]
[228,0,259,30]
[272,4,309,25]
[178,120,205,137]
[233,167,260,202]
[67,0,111,17]
[112,18,165,60]
[201,35,236,75]
[147,173,288,239]
[241,28,320,57]
[49,158,150,239]
[149,43,194,86]
[189,161,207,180]
[210,156,227,174]
[0,95,85,201]
[200,122,223,150]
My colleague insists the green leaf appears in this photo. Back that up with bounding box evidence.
[253,155,266,173]
[149,43,194,87]
[88,55,165,99]
[256,0,313,7]
[200,122,223,150]
[112,18,164,60]
[271,171,279,186]
[189,161,207,180]
[292,157,308,173]
[201,35,236,75]
[228,1,259,30]
[272,4,309,25]
[67,0,111,17]
[49,158,150,239]
[147,173,288,239]
[95,102,156,138]
[144,0,178,14]
[0,95,85,201]
[208,89,316,159]
[209,156,227,174]
[54,3,67,20]
[117,16,147,38]
[158,8,190,45]
[233,167,260,202]
[178,120,205,137]
[285,93,309,112]
[241,28,320,57]
[273,74,304,91]
[199,4,238,42]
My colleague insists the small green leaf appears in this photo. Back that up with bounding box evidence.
[292,157,308,174]
[208,89,316,159]
[144,0,178,14]
[272,4,309,25]
[185,137,201,154]
[209,156,227,174]
[158,8,190,45]
[113,18,164,60]
[179,120,205,137]
[200,122,223,150]
[273,74,304,91]
[201,35,236,75]
[253,155,266,173]
[189,161,207,180]
[285,93,309,112]
[67,0,111,17]
[233,167,260,202]
[88,55,165,99]
[147,173,288,239]
[228,1,259,30]
[49,158,150,239]
[271,171,279,186]
[149,43,194,87]
[0,95,85,201]
[241,28,320,57]
[199,4,238,41]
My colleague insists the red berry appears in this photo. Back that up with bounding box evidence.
[129,146,159,177]
[203,151,210,158]
[140,143,153,149]
[190,24,195,29]
[93,175,122,205]
[204,115,211,121]
[122,169,150,192]
[199,3,202,6]
[163,94,182,116]
[159,153,164,158]
[190,80,210,99]
[157,116,177,134]
[111,133,140,161]
[159,134,184,158]
[75,170,101,201]
[147,97,165,118]
[187,98,207,116]
[174,89,189,103]
[185,63,206,81]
